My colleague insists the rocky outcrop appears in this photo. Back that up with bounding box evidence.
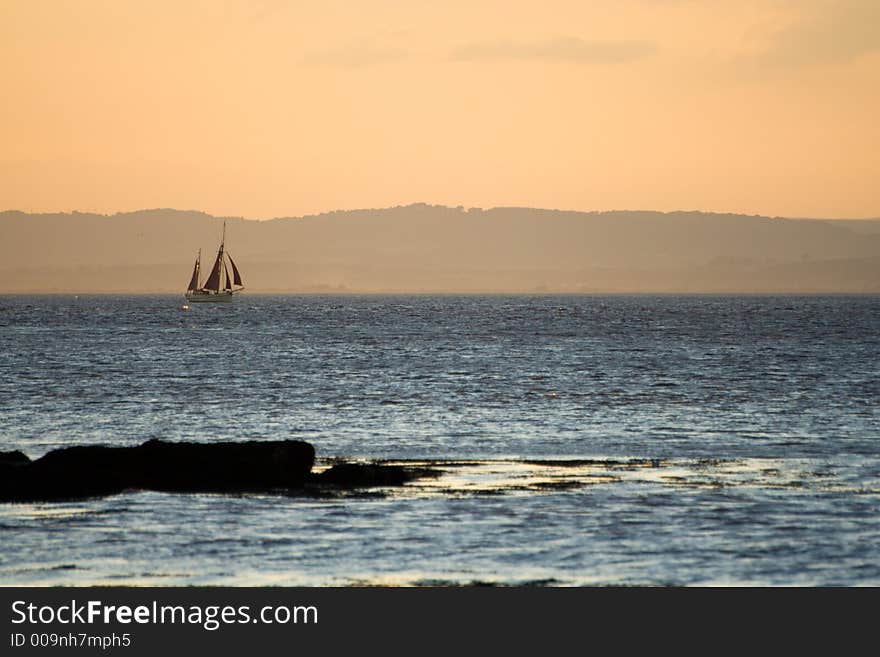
[311,463,439,488]
[0,439,315,502]
[0,450,30,467]
[0,440,445,502]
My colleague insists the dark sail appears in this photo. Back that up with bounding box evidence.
[186,255,200,292]
[202,248,224,291]
[227,253,243,287]
[223,261,232,291]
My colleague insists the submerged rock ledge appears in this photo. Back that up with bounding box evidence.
[0,440,431,503]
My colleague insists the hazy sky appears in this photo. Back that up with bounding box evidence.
[2,0,878,219]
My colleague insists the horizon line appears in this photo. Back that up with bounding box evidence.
[2,204,879,223]
[3,290,878,297]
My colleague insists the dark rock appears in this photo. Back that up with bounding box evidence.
[0,450,32,490]
[0,450,30,466]
[0,439,315,502]
[311,463,439,488]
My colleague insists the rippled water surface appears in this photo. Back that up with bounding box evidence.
[1,294,878,585]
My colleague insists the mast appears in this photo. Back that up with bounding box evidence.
[202,223,225,292]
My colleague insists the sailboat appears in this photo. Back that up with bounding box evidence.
[184,221,244,302]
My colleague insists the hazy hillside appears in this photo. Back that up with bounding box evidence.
[1,205,879,292]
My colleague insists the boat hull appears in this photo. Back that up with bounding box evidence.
[185,291,235,303]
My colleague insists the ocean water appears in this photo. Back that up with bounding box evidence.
[1,294,878,586]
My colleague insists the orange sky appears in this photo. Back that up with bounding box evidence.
[1,0,878,219]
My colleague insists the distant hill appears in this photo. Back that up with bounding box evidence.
[1,204,879,292]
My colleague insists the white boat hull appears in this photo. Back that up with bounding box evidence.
[185,291,235,303]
